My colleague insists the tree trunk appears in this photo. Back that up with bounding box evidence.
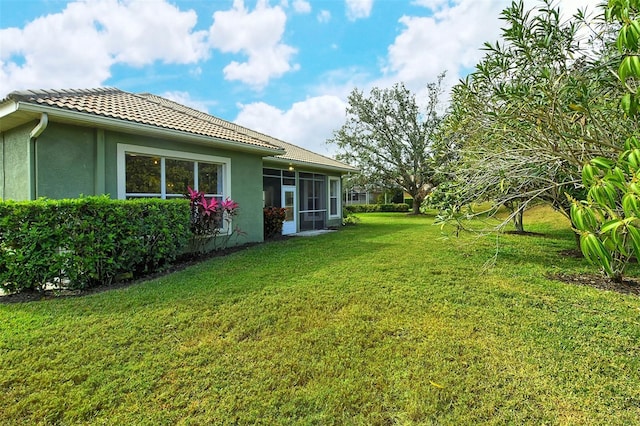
[513,208,524,233]
[412,197,422,215]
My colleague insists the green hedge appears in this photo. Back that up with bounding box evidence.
[0,196,190,293]
[344,203,410,213]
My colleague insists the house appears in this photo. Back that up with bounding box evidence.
[0,88,357,242]
[344,185,382,205]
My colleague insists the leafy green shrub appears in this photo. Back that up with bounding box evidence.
[569,1,640,282]
[569,138,640,282]
[0,197,190,293]
[264,207,287,239]
[380,203,409,212]
[342,208,360,226]
[345,204,377,213]
[0,200,65,293]
[344,203,409,213]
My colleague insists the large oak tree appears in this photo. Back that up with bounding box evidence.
[329,74,445,214]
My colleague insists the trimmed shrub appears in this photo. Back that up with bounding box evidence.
[342,208,360,225]
[264,207,287,239]
[0,196,190,293]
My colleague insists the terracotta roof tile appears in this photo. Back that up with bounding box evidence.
[8,88,278,151]
[6,87,356,172]
[138,93,357,172]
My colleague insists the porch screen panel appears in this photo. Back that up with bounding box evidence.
[299,173,326,231]
[283,170,295,186]
[263,176,281,207]
[315,178,326,210]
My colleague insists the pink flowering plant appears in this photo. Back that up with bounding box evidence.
[187,186,244,253]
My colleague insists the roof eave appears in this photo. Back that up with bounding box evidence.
[13,102,285,156]
[265,156,359,174]
[0,99,18,118]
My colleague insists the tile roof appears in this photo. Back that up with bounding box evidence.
[5,88,357,172]
[138,93,358,172]
[6,88,279,151]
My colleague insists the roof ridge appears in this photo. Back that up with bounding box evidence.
[269,137,342,164]
[9,87,121,100]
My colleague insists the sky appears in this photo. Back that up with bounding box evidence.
[0,0,602,157]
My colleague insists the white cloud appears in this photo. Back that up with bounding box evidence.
[231,0,603,160]
[235,95,348,156]
[526,0,600,20]
[0,0,208,97]
[292,0,311,14]
[345,0,373,21]
[317,10,331,23]
[161,90,214,113]
[100,0,209,66]
[410,0,450,11]
[208,0,298,89]
[379,0,601,101]
[383,1,505,93]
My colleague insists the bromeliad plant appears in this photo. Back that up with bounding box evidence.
[187,186,243,253]
[570,137,640,281]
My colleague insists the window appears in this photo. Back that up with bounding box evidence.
[165,158,194,198]
[329,177,340,218]
[125,155,161,196]
[117,144,230,200]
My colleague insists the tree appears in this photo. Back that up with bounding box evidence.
[568,0,640,282]
[329,74,446,214]
[439,0,638,234]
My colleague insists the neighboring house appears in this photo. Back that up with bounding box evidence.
[344,186,382,205]
[0,88,357,242]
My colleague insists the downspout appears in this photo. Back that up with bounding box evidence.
[29,113,48,200]
[2,133,5,201]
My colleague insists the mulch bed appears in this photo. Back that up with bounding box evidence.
[550,249,640,296]
[547,272,640,297]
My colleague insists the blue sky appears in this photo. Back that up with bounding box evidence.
[0,0,600,156]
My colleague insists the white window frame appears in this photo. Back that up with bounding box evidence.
[117,144,231,200]
[328,177,341,219]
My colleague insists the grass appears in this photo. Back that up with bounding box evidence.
[1,207,640,425]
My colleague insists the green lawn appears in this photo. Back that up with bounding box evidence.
[1,210,640,425]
